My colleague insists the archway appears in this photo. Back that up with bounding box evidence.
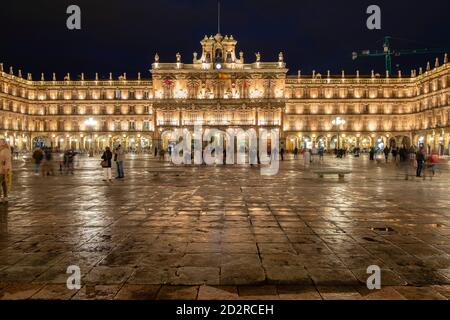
[32,136,51,148]
[286,135,298,152]
[359,136,372,151]
[316,135,327,149]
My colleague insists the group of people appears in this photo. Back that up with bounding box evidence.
[32,147,57,176]
[101,145,125,182]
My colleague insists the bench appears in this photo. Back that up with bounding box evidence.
[148,169,185,177]
[314,170,352,179]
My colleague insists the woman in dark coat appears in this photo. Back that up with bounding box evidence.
[101,147,113,182]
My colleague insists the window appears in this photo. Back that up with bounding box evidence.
[114,122,121,131]
[115,89,121,99]
[129,122,136,130]
[129,106,135,114]
[143,121,150,130]
[115,106,121,115]
[144,106,150,114]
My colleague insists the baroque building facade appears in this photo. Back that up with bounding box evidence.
[1,33,449,154]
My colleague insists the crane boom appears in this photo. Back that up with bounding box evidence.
[352,36,449,74]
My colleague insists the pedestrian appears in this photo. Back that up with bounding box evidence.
[294,147,299,159]
[280,148,285,161]
[318,146,324,161]
[64,149,76,174]
[303,148,311,167]
[32,147,44,174]
[383,146,390,163]
[42,147,55,176]
[391,146,398,163]
[101,147,113,182]
[399,146,410,180]
[0,139,12,204]
[415,147,426,177]
[114,144,125,179]
[369,147,375,161]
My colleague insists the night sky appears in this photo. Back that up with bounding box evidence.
[0,0,449,79]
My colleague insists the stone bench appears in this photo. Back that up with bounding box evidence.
[314,170,352,179]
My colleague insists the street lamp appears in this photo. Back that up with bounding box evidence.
[84,117,97,157]
[332,117,346,150]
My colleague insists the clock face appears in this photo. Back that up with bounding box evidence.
[215,63,222,70]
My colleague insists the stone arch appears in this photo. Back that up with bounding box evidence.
[286,134,299,152]
[32,135,51,148]
[359,135,372,150]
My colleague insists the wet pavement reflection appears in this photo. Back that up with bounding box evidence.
[0,154,449,300]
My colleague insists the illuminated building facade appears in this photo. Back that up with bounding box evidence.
[1,33,449,154]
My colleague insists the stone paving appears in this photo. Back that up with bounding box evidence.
[0,154,450,300]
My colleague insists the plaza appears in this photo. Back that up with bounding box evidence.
[0,154,449,300]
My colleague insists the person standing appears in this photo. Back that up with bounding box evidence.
[0,139,12,204]
[101,147,113,182]
[114,144,125,179]
[318,146,324,161]
[383,146,390,163]
[415,147,426,177]
[369,147,375,161]
[32,147,44,174]
[293,147,299,159]
[280,148,285,161]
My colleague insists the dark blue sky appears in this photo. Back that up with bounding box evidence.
[0,0,449,79]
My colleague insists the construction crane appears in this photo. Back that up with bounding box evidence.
[352,36,449,74]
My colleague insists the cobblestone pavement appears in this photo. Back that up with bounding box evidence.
[1,154,450,300]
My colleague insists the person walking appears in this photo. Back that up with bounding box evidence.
[42,147,55,176]
[114,144,125,179]
[280,148,285,161]
[369,146,375,161]
[293,147,299,159]
[32,147,44,174]
[383,146,390,163]
[101,147,113,182]
[0,139,12,204]
[318,146,324,161]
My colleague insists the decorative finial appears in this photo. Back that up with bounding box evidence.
[0,63,3,72]
[327,70,330,78]
[176,52,181,63]
[278,52,284,62]
[426,61,431,71]
[193,52,197,62]
[444,53,448,64]
[371,70,375,78]
[341,70,345,78]
[138,72,141,80]
[386,70,389,78]
[123,73,127,80]
[27,73,32,81]
[356,70,360,78]
[398,70,402,78]
[53,73,56,81]
[154,53,159,63]
[239,51,244,61]
[95,72,99,81]
[298,70,301,78]
[18,70,22,78]
[9,66,13,75]
[435,57,439,68]
[109,72,112,80]
[419,67,423,75]
[411,69,414,77]
[41,73,45,81]
[255,52,261,62]
[312,70,316,78]
[81,73,85,81]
